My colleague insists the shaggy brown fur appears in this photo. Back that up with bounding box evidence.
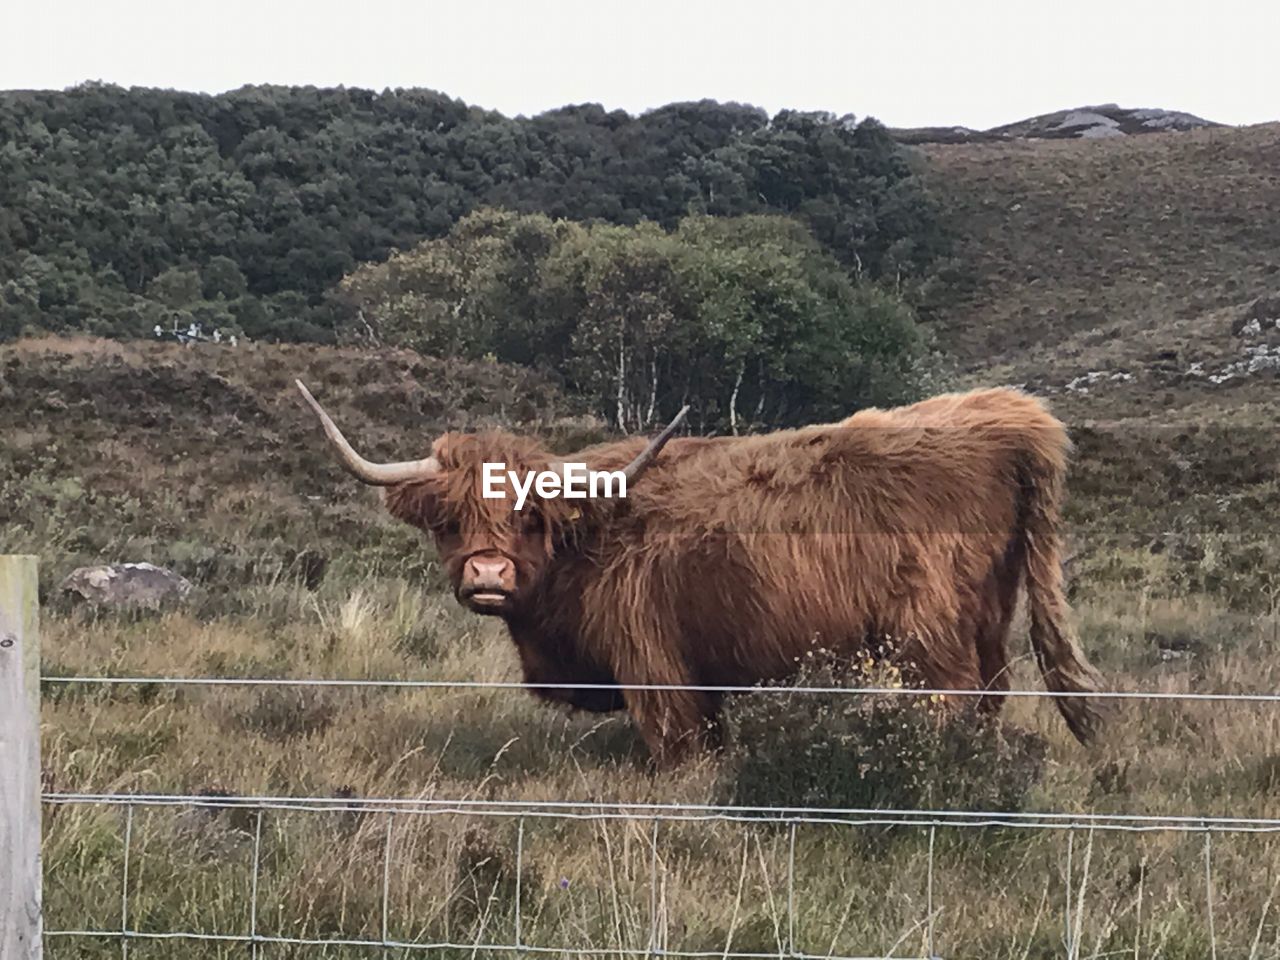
[376,387,1105,765]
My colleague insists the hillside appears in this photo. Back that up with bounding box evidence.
[0,338,600,604]
[23,340,1279,956]
[4,114,1279,605]
[921,121,1280,422]
[2,332,1274,617]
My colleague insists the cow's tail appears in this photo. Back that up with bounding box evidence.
[1018,430,1105,744]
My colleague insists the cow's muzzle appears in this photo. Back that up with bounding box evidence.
[458,555,517,613]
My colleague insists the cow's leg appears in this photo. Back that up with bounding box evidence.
[973,548,1022,719]
[974,600,1019,715]
[531,662,626,714]
[905,621,983,707]
[614,661,716,768]
[974,619,1013,718]
[511,628,626,713]
[628,687,717,767]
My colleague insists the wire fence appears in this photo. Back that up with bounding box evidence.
[38,790,1241,959]
[39,672,1280,704]
[34,669,1280,959]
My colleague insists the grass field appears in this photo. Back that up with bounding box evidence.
[6,122,1280,958]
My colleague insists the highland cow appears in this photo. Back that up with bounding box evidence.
[297,381,1103,765]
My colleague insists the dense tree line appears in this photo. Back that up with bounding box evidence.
[342,209,925,431]
[0,83,945,343]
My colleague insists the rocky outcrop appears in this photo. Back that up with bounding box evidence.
[893,104,1218,145]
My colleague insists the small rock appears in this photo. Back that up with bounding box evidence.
[1065,370,1128,392]
[60,562,193,608]
[1244,294,1280,322]
[1148,630,1205,662]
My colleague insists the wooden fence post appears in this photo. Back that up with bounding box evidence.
[1,555,42,959]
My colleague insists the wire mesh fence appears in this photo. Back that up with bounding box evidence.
[33,670,1280,959]
[40,790,1259,959]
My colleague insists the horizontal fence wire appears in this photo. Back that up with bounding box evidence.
[42,791,1280,834]
[42,930,899,960]
[37,672,1280,703]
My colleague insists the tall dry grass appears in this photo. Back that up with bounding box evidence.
[36,573,1280,960]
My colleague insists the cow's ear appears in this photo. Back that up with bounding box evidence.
[546,498,599,550]
[382,482,441,531]
[556,494,619,541]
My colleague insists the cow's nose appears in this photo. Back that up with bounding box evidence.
[465,555,515,592]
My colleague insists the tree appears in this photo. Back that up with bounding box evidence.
[202,256,248,300]
[147,266,203,309]
[0,85,944,342]
[338,210,926,432]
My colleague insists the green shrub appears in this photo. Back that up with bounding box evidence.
[718,651,1045,814]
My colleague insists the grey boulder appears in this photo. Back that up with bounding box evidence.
[61,562,193,608]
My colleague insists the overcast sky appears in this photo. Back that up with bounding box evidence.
[5,0,1277,130]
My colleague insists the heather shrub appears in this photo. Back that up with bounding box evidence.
[719,650,1046,813]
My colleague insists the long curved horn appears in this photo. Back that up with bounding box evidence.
[620,405,690,484]
[549,406,689,495]
[295,380,440,486]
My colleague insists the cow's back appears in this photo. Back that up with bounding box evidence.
[577,387,1055,689]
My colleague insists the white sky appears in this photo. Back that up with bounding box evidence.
[5,0,1278,130]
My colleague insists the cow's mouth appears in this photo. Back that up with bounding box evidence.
[459,588,513,612]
